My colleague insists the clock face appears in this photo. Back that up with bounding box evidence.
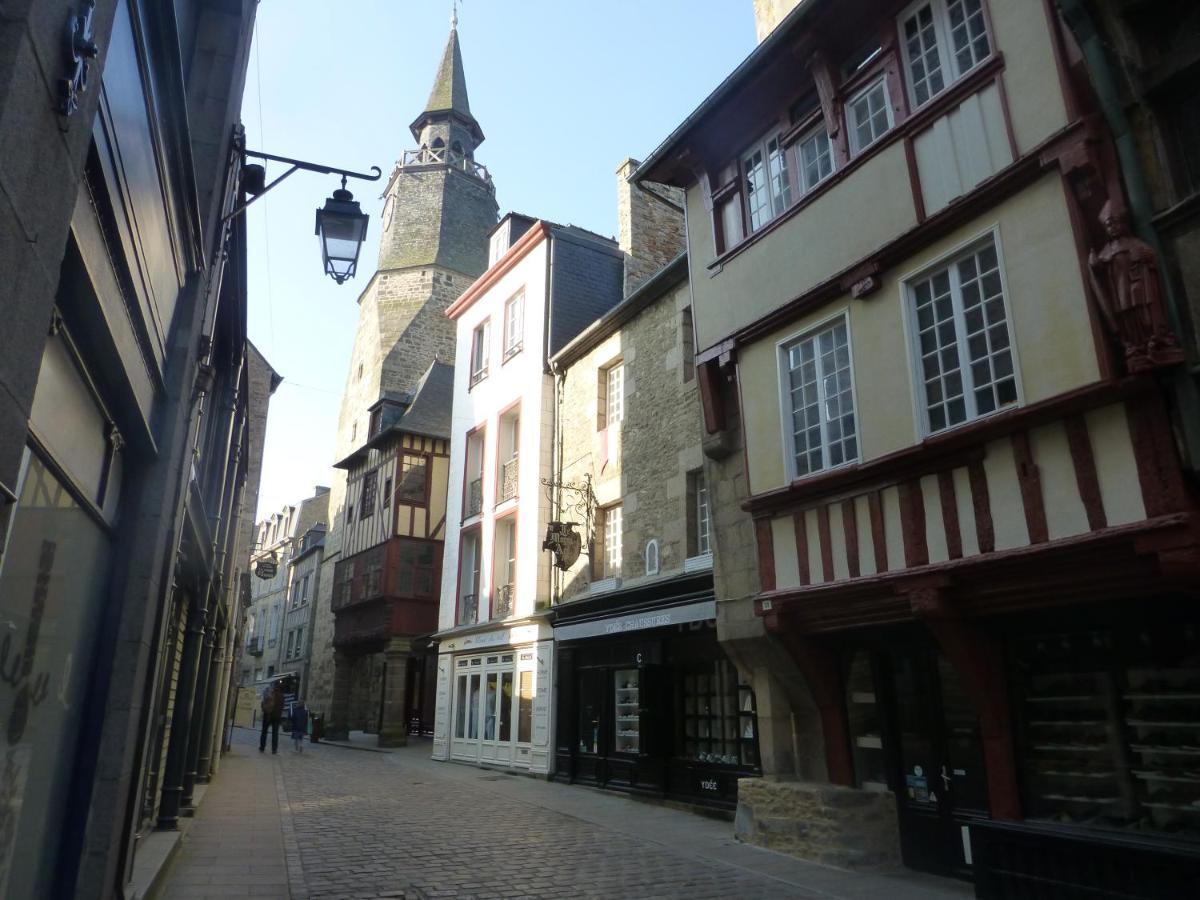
[382,194,395,231]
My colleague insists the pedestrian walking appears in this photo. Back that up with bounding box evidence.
[290,699,309,752]
[259,681,283,753]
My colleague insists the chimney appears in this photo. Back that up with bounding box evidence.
[616,158,685,297]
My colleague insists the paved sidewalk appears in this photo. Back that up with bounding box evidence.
[159,727,972,899]
[154,730,291,899]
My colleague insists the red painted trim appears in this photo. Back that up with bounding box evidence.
[492,398,521,509]
[1011,431,1048,544]
[1065,414,1107,531]
[755,518,777,593]
[816,504,835,581]
[490,506,518,621]
[793,510,811,586]
[744,377,1129,516]
[447,222,551,320]
[430,515,446,540]
[868,490,887,573]
[899,480,928,567]
[968,459,995,554]
[775,631,854,787]
[1040,0,1081,122]
[903,137,926,224]
[937,470,963,560]
[1126,394,1190,518]
[842,499,860,579]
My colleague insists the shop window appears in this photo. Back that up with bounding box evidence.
[906,234,1018,434]
[782,316,858,479]
[518,670,534,743]
[679,659,759,768]
[469,319,490,387]
[397,453,428,505]
[899,0,992,109]
[845,652,889,791]
[1014,623,1200,839]
[615,669,641,754]
[499,671,514,741]
[360,470,377,519]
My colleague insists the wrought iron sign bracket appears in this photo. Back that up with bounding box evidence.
[59,1,99,117]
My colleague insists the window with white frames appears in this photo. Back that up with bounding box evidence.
[783,318,858,478]
[688,470,711,557]
[602,505,622,578]
[602,362,624,428]
[470,320,490,386]
[847,79,892,155]
[743,133,792,232]
[798,124,835,192]
[900,0,992,108]
[908,236,1017,434]
[503,291,524,358]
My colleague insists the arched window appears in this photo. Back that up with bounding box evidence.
[431,137,445,149]
[645,539,660,576]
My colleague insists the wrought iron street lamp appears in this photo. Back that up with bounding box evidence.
[315,179,369,284]
[226,147,382,285]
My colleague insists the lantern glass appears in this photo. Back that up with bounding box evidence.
[315,189,369,284]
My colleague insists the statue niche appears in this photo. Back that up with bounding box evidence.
[1087,199,1184,373]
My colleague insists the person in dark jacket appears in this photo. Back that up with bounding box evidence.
[259,681,283,753]
[290,699,309,753]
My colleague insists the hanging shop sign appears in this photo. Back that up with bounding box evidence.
[254,556,278,580]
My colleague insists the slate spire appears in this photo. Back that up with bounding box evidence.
[409,24,483,145]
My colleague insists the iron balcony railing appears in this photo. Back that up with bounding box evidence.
[499,458,518,501]
[393,146,493,188]
[245,635,264,656]
[492,584,513,620]
[458,592,479,626]
[466,477,483,517]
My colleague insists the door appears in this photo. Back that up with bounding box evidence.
[887,646,988,878]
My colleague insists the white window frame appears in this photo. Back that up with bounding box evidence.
[741,131,792,233]
[695,471,711,556]
[846,77,894,156]
[602,504,623,578]
[797,121,836,193]
[604,362,624,427]
[777,312,861,482]
[470,320,490,386]
[898,0,993,110]
[900,227,1023,437]
[503,290,524,358]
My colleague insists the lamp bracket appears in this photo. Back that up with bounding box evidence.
[222,149,382,222]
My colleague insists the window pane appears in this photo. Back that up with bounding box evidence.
[719,194,743,249]
[743,147,771,232]
[697,474,711,555]
[604,505,623,576]
[904,4,945,106]
[850,81,891,154]
[767,136,792,215]
[467,674,481,739]
[914,266,967,432]
[606,364,624,426]
[499,671,513,741]
[785,320,857,477]
[957,241,1017,417]
[517,670,533,743]
[455,676,467,738]
[484,673,498,740]
[800,127,834,191]
[947,0,990,75]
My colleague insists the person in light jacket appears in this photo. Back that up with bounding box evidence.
[290,699,309,753]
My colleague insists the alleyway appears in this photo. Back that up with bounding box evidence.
[156,727,971,900]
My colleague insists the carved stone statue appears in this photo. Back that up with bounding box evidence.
[1088,200,1184,373]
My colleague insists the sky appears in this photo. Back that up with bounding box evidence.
[246,0,756,520]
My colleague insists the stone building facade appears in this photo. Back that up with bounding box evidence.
[307,23,498,732]
[0,1,263,895]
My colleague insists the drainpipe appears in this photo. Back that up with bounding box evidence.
[1057,0,1200,465]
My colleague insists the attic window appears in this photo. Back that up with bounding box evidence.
[370,408,382,437]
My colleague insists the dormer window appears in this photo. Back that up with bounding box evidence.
[369,407,382,437]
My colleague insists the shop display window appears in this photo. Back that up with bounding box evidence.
[615,669,640,754]
[846,652,889,791]
[680,659,758,767]
[518,670,533,743]
[1015,623,1200,840]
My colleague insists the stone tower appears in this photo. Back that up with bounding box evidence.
[307,23,497,717]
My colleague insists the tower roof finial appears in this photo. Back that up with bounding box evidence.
[451,0,458,30]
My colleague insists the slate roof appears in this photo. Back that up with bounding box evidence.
[410,27,482,142]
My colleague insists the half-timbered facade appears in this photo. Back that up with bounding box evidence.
[639,0,1200,889]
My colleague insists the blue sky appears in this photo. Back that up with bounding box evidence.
[246,0,756,519]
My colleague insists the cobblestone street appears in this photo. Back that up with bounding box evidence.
[158,728,970,899]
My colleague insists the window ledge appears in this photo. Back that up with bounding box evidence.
[503,345,523,363]
[590,576,622,594]
[683,553,714,573]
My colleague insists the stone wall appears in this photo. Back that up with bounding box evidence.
[616,159,685,297]
[752,0,803,42]
[734,778,902,870]
[555,277,703,597]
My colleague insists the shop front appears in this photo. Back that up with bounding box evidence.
[432,620,555,774]
[553,574,761,809]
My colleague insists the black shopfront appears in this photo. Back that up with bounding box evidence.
[552,573,761,809]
